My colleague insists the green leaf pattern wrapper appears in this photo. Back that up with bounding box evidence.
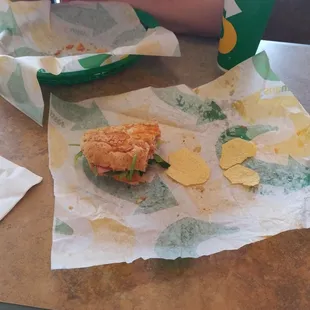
[0,1,180,125]
[48,52,310,269]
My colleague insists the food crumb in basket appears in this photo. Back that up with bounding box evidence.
[68,206,73,210]
[66,44,74,50]
[76,43,86,52]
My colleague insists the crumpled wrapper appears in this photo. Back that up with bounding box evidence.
[0,0,179,125]
[48,51,310,269]
[0,156,42,221]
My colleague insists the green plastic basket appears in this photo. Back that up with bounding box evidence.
[37,9,159,85]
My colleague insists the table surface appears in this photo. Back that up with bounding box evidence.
[1,37,310,310]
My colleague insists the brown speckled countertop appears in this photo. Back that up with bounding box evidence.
[1,37,310,310]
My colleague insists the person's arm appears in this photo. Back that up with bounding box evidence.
[112,0,223,36]
[65,0,224,36]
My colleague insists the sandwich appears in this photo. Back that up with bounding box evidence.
[75,121,170,185]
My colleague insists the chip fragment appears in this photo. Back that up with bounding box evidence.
[223,164,260,187]
[166,148,210,186]
[220,138,256,169]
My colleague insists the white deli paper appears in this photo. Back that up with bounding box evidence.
[0,0,180,125]
[49,52,310,269]
[0,156,42,220]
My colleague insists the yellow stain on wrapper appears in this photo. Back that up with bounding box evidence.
[90,218,135,246]
[136,40,162,56]
[220,138,256,170]
[40,57,62,75]
[49,125,68,169]
[10,0,41,14]
[194,66,240,100]
[0,56,15,76]
[265,132,310,157]
[224,165,260,187]
[122,104,151,120]
[233,92,310,157]
[166,148,210,186]
[219,17,237,54]
[233,92,310,130]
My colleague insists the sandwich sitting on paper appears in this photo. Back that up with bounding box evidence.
[75,121,170,185]
[74,121,259,188]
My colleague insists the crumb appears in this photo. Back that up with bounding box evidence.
[54,50,62,56]
[76,43,85,52]
[193,146,201,153]
[66,44,74,50]
[68,206,73,210]
[195,185,205,193]
[274,147,279,154]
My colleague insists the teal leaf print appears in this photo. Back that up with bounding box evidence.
[0,7,21,35]
[215,124,278,158]
[7,64,30,103]
[245,157,310,193]
[82,157,178,214]
[7,64,43,124]
[50,95,109,130]
[253,52,280,81]
[216,125,310,192]
[112,25,145,48]
[11,47,47,57]
[54,218,74,235]
[52,3,117,36]
[155,218,239,259]
[78,54,111,69]
[152,86,226,125]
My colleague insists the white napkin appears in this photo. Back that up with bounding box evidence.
[0,156,42,220]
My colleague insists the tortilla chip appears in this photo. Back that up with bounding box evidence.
[223,165,260,187]
[166,148,210,186]
[220,138,256,169]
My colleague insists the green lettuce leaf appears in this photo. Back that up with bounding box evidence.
[148,154,170,169]
[74,151,83,165]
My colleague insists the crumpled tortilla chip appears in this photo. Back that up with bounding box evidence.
[166,148,210,186]
[223,164,260,187]
[220,138,256,169]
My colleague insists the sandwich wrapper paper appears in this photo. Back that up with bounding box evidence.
[49,51,310,269]
[0,156,42,221]
[0,0,179,125]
